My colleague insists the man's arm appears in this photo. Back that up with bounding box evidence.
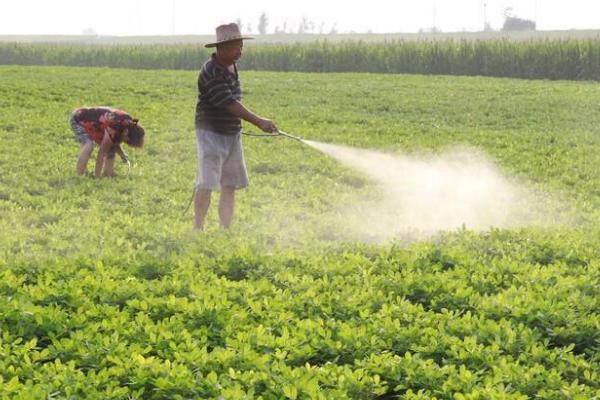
[94,131,114,178]
[225,101,278,133]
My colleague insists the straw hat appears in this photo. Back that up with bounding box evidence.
[204,23,254,48]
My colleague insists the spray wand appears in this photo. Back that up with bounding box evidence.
[276,130,304,142]
[241,130,304,142]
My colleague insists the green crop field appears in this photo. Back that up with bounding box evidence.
[2,65,600,398]
[3,38,600,80]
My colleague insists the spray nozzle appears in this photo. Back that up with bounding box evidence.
[277,130,303,142]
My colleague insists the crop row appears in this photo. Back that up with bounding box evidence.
[1,233,600,399]
[2,39,600,80]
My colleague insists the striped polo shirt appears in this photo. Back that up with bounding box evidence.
[195,54,242,135]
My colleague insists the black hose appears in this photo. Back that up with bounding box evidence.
[183,186,196,216]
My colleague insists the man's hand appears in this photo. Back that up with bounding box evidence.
[257,118,278,134]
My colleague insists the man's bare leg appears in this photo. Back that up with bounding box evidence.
[219,186,235,229]
[194,189,212,230]
[76,141,94,175]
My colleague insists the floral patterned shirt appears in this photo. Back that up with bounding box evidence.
[73,107,134,144]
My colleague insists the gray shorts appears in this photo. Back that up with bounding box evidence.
[196,128,249,191]
[69,113,116,159]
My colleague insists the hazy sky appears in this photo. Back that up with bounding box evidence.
[1,0,599,36]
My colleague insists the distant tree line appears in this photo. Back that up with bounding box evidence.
[236,12,337,35]
[237,9,537,36]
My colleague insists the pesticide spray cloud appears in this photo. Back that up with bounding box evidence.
[303,140,556,241]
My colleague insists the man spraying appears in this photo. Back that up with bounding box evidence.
[194,23,278,230]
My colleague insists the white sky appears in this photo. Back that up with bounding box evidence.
[1,0,599,36]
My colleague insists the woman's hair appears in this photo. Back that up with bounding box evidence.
[126,119,145,147]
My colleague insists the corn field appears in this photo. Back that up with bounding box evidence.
[1,39,600,80]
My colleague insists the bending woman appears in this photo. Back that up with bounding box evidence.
[69,107,145,178]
